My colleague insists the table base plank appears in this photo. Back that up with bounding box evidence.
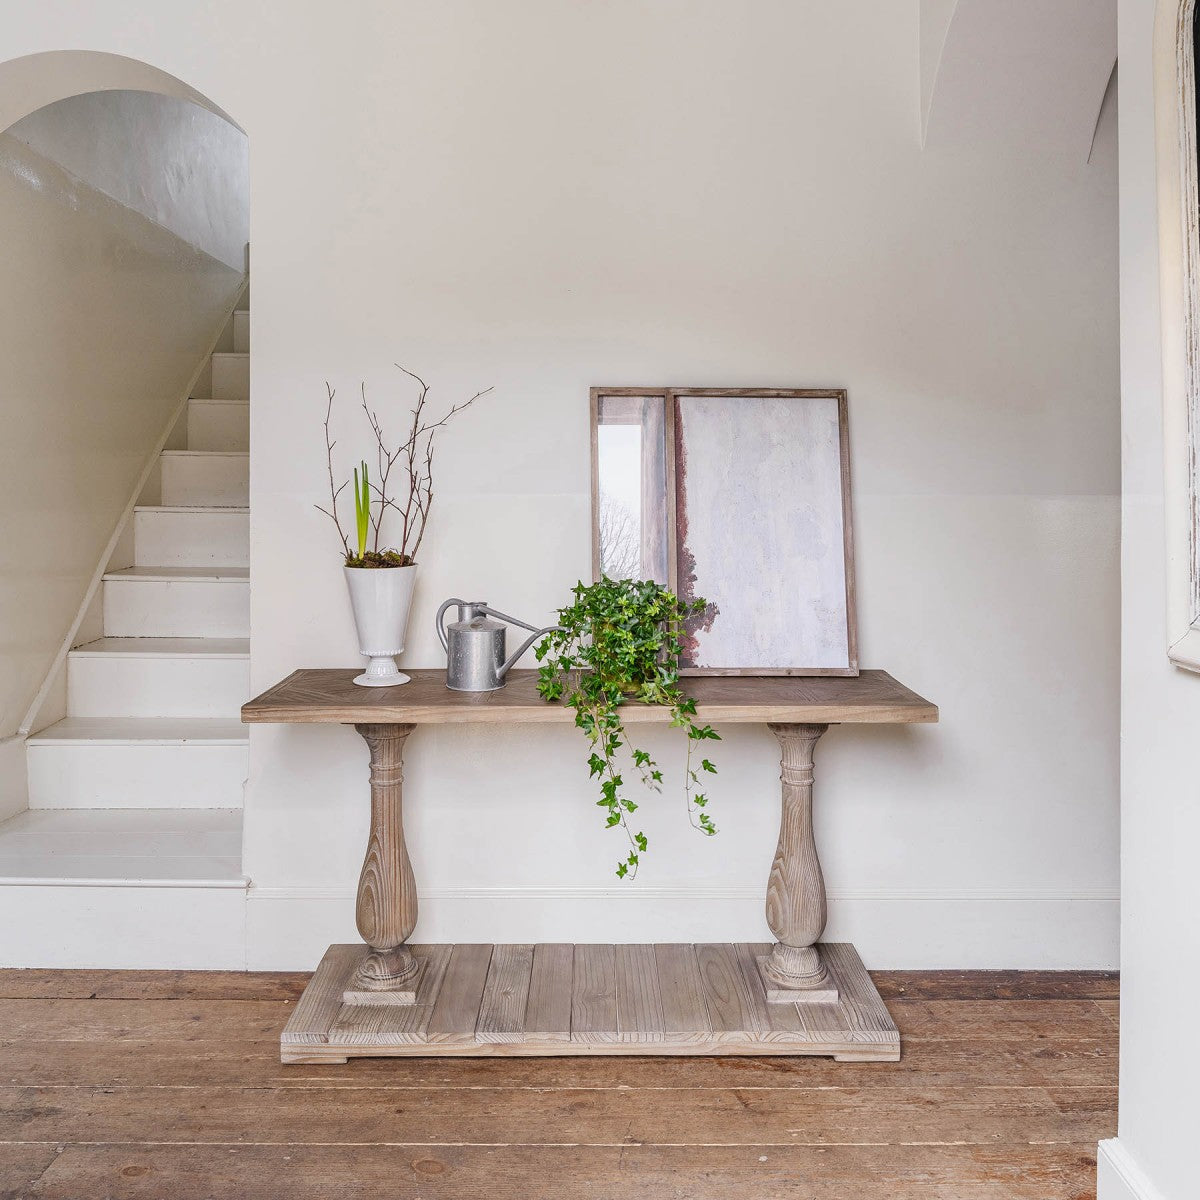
[281,941,899,1062]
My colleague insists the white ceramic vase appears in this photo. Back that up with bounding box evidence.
[343,564,418,687]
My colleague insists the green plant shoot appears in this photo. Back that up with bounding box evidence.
[353,461,370,559]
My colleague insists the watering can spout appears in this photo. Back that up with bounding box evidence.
[498,627,553,680]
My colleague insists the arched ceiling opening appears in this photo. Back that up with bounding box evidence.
[920,0,960,145]
[921,0,1116,161]
[0,49,241,137]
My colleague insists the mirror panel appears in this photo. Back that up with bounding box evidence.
[591,392,671,584]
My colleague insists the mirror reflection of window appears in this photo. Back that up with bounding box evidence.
[597,423,643,579]
[592,393,670,583]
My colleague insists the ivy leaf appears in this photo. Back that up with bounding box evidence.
[538,575,722,880]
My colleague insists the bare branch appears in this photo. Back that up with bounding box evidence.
[321,384,351,556]
[393,363,429,395]
[392,366,492,443]
[399,372,427,554]
[324,368,491,564]
[361,383,392,550]
[409,428,438,559]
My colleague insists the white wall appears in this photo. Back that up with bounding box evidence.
[10,90,249,271]
[1098,2,1200,1197]
[0,1,1120,969]
[0,738,26,825]
[0,113,243,756]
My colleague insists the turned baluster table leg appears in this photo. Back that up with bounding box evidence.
[345,722,422,1004]
[759,722,838,1004]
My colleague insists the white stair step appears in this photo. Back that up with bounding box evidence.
[67,638,250,718]
[161,451,249,506]
[27,718,248,810]
[210,352,249,400]
[103,566,250,637]
[134,506,249,567]
[233,310,249,353]
[187,399,248,452]
[28,716,249,744]
[0,807,246,966]
[0,807,244,884]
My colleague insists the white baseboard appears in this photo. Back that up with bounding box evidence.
[0,873,1115,972]
[0,884,247,969]
[1098,1139,1170,1200]
[245,887,1119,971]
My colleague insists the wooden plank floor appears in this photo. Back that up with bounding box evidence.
[0,966,1118,1199]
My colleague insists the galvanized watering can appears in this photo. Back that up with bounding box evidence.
[435,599,559,692]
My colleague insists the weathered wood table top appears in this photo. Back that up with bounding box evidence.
[242,667,938,726]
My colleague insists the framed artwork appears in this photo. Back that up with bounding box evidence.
[590,387,858,677]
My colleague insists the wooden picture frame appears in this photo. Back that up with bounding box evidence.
[590,387,859,678]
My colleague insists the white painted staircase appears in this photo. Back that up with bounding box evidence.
[0,286,251,968]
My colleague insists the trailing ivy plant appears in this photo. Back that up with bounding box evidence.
[535,577,720,879]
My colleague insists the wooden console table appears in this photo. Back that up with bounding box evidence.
[242,669,937,1063]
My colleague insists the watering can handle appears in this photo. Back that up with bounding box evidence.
[435,598,465,653]
[479,605,545,635]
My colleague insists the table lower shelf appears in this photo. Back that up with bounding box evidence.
[282,940,899,1062]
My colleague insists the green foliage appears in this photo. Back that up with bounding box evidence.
[352,461,370,559]
[536,576,721,879]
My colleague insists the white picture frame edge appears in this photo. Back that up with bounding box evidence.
[1154,0,1200,672]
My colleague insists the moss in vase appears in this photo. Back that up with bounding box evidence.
[344,550,414,569]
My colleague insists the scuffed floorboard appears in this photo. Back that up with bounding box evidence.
[0,966,1117,1199]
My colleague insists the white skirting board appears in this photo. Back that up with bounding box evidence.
[244,889,1119,972]
[0,880,1117,971]
[0,884,247,969]
[1097,1140,1171,1200]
